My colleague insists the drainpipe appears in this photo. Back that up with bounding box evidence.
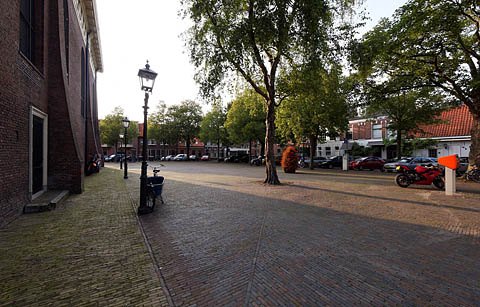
[84,31,91,173]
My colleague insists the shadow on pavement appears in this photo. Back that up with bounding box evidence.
[137,177,480,306]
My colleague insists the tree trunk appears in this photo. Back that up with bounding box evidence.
[309,136,317,170]
[217,139,220,162]
[396,129,402,160]
[469,111,480,168]
[264,101,280,184]
[186,137,191,160]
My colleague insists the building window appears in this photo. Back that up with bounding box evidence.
[63,0,69,75]
[428,148,437,158]
[335,146,339,151]
[81,48,85,117]
[372,124,382,139]
[325,147,331,156]
[19,0,35,61]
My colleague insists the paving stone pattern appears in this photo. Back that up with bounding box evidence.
[125,163,480,306]
[0,168,168,306]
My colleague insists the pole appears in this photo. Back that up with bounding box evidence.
[138,92,150,214]
[124,126,128,179]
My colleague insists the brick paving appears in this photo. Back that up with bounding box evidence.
[0,167,168,306]
[1,162,479,306]
[125,162,480,306]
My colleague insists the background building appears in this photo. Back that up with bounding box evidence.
[0,0,103,227]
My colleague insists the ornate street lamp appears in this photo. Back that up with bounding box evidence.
[137,61,158,215]
[122,117,130,179]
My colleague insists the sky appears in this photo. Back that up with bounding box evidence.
[96,0,407,122]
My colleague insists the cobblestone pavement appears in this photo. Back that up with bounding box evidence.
[124,161,480,306]
[0,167,169,306]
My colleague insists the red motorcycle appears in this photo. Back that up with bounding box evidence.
[395,164,445,190]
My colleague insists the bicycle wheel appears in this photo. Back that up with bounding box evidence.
[146,189,156,212]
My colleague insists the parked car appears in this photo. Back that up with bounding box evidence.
[318,156,343,169]
[174,154,188,161]
[163,155,174,161]
[298,156,327,168]
[189,155,197,161]
[383,157,438,172]
[105,154,116,162]
[349,156,385,170]
[224,154,249,163]
[251,155,265,166]
[201,155,210,161]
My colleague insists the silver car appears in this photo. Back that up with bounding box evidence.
[383,157,438,172]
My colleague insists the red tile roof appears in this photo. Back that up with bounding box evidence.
[415,105,473,138]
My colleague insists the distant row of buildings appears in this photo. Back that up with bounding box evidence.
[103,105,473,162]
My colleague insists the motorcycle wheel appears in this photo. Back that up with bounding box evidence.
[395,174,410,188]
[433,177,445,190]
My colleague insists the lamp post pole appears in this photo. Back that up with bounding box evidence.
[138,92,150,214]
[124,126,128,179]
[120,134,123,170]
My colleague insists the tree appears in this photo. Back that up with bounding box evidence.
[277,64,350,169]
[225,89,266,161]
[351,0,480,167]
[181,0,360,184]
[150,102,175,157]
[167,100,203,159]
[100,107,124,153]
[199,101,228,161]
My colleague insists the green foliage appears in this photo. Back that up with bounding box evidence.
[181,0,363,182]
[199,101,228,145]
[166,100,203,146]
[225,89,266,145]
[277,64,351,143]
[351,0,480,163]
[149,102,179,147]
[100,107,124,147]
[349,142,372,157]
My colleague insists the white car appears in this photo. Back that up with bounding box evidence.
[173,154,188,161]
[189,155,197,160]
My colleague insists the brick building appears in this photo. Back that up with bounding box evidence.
[318,105,472,160]
[0,0,103,227]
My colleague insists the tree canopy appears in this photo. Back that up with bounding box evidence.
[225,89,266,148]
[277,63,351,168]
[199,101,229,160]
[100,107,138,152]
[351,0,480,166]
[166,100,203,159]
[181,0,362,183]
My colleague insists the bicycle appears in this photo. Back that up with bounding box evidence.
[145,165,165,212]
[465,165,480,183]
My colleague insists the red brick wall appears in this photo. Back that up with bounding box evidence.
[0,0,102,227]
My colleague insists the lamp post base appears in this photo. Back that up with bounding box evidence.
[137,206,152,215]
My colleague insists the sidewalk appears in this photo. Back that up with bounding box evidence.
[0,167,168,306]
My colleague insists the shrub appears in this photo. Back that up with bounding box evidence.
[282,146,298,173]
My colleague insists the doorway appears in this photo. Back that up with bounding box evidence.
[30,108,48,199]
